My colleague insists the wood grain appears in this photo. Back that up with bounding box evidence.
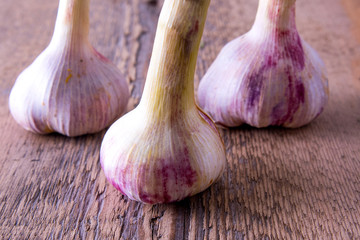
[0,0,359,239]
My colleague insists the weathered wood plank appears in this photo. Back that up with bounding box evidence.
[0,0,359,239]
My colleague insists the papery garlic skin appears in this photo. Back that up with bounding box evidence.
[101,106,225,203]
[100,0,226,204]
[9,0,129,136]
[197,0,329,128]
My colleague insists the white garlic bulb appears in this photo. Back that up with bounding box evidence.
[197,0,329,128]
[9,0,129,136]
[100,0,226,204]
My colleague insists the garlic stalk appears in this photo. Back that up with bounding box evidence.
[197,0,329,128]
[100,0,226,204]
[9,0,129,136]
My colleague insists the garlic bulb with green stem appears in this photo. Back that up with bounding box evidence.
[9,0,129,136]
[100,0,226,204]
[197,0,329,128]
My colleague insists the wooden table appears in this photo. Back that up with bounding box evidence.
[1,0,359,239]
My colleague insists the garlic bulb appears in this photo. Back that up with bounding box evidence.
[9,0,129,136]
[197,0,329,128]
[100,0,226,204]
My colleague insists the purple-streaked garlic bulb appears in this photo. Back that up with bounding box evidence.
[9,0,129,136]
[100,0,226,204]
[197,0,329,128]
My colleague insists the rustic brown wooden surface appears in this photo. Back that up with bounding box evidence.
[1,0,359,239]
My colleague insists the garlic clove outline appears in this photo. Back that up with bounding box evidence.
[197,0,329,128]
[9,0,129,136]
[100,0,226,204]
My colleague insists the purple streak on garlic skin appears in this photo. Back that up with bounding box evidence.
[137,148,197,204]
[92,47,111,63]
[101,139,199,204]
[198,108,219,133]
[197,0,329,128]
